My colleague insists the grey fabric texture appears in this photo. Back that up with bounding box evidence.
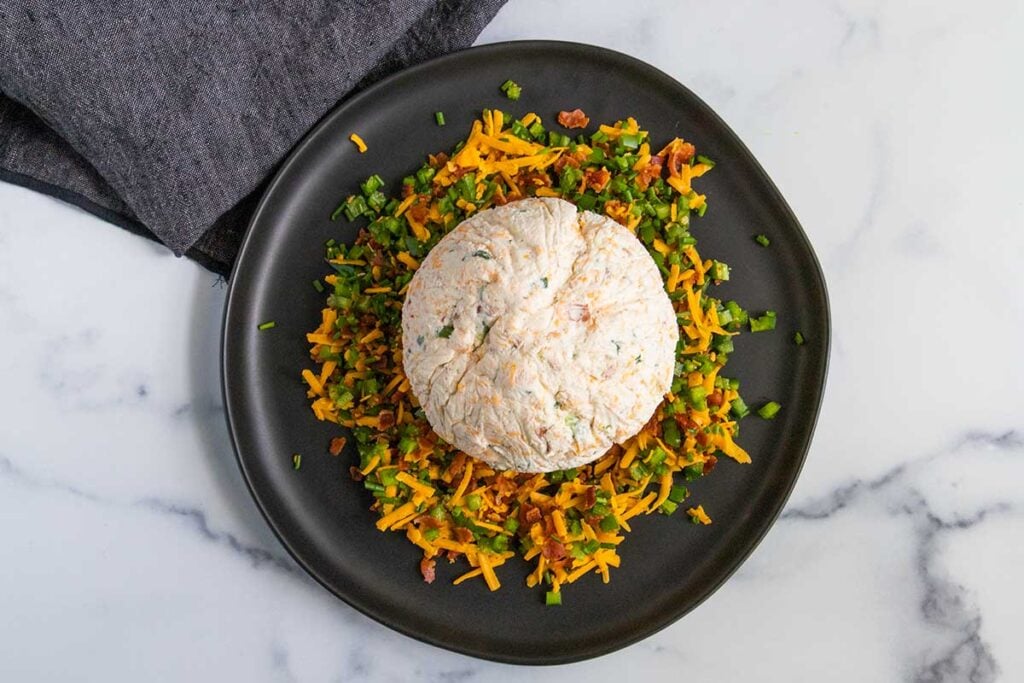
[0,0,507,275]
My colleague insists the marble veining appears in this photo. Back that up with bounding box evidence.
[2,0,1023,680]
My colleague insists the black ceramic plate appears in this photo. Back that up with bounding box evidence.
[222,41,829,665]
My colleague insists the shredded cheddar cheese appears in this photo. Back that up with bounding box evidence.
[349,133,367,153]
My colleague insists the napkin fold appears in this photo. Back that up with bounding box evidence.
[0,0,507,274]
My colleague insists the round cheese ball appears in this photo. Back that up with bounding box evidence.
[401,198,678,472]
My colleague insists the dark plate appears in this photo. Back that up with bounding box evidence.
[222,41,829,665]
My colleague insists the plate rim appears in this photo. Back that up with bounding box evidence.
[221,39,831,665]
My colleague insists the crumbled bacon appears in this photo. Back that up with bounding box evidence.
[519,503,542,527]
[454,527,474,544]
[328,436,347,456]
[702,455,719,475]
[584,167,611,192]
[376,410,396,430]
[673,413,695,431]
[664,141,696,176]
[400,182,415,198]
[349,466,364,481]
[415,514,442,529]
[428,152,449,168]
[707,390,724,407]
[557,108,590,129]
[420,557,436,583]
[635,155,662,191]
[516,169,551,188]
[541,538,567,561]
[553,155,580,173]
[583,486,597,509]
[406,200,429,223]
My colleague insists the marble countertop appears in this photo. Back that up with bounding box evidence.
[2,1,1022,680]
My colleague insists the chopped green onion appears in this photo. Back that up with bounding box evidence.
[755,234,770,247]
[435,111,446,126]
[686,385,708,411]
[599,514,620,532]
[312,279,325,293]
[668,485,690,503]
[709,260,730,281]
[750,311,777,333]
[545,590,562,606]
[620,133,641,149]
[794,331,805,345]
[730,396,751,419]
[659,500,679,515]
[292,453,302,470]
[360,174,384,196]
[416,166,436,187]
[257,321,276,331]
[758,401,782,420]
[662,419,682,448]
[500,79,522,101]
[683,463,704,481]
[466,494,482,511]
[423,527,440,541]
[696,154,716,168]
[437,324,454,338]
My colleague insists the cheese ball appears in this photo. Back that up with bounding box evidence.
[401,198,678,472]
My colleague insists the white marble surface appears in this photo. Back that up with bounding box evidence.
[2,1,1023,680]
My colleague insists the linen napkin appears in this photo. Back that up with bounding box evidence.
[0,0,507,274]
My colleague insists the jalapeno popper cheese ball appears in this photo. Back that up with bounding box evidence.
[401,198,679,472]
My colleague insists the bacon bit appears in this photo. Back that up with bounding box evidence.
[696,431,711,447]
[541,538,567,561]
[557,108,590,129]
[400,183,415,198]
[420,557,436,584]
[446,550,459,562]
[406,200,429,224]
[635,155,662,191]
[349,466,365,481]
[376,410,396,430]
[553,155,580,174]
[583,486,597,509]
[568,303,591,323]
[543,515,556,535]
[454,527,474,544]
[516,169,552,188]
[674,414,695,431]
[428,152,449,168]
[415,514,442,530]
[703,454,719,475]
[707,390,724,408]
[604,199,631,226]
[520,503,542,527]
[329,436,347,456]
[584,167,611,192]
[664,140,696,176]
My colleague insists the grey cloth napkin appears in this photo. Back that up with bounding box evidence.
[0,0,507,274]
